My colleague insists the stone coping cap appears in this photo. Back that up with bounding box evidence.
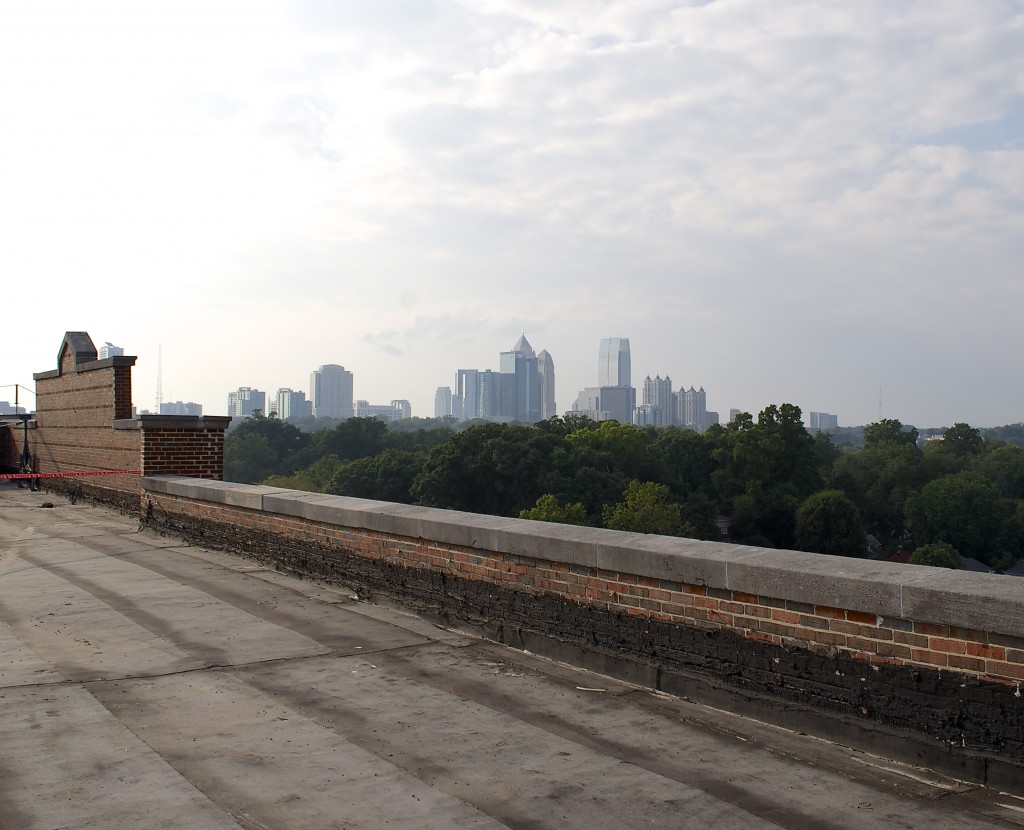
[141,477,1024,638]
[139,415,232,429]
[34,356,137,380]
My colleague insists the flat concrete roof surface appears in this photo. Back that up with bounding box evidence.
[1,482,1022,830]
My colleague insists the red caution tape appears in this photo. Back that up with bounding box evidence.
[0,470,141,480]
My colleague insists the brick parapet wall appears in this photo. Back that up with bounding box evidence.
[30,347,142,503]
[142,477,1024,786]
[140,416,230,479]
[17,333,229,510]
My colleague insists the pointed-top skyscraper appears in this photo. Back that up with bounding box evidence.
[500,333,540,423]
[512,332,536,359]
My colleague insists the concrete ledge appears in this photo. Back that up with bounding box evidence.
[140,415,232,430]
[144,477,290,510]
[75,355,138,371]
[142,477,1024,636]
[902,571,1024,639]
[722,548,918,619]
[113,419,141,430]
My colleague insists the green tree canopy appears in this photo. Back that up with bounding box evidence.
[864,419,919,449]
[905,472,1008,565]
[794,489,865,557]
[602,480,691,536]
[224,412,311,483]
[940,423,984,457]
[829,441,928,546]
[909,542,962,569]
[411,423,557,516]
[263,455,343,492]
[519,494,592,526]
[316,417,388,461]
[328,449,426,503]
[970,445,1024,500]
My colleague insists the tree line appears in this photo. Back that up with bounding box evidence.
[224,408,1024,571]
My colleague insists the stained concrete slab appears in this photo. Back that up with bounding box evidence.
[2,482,1023,830]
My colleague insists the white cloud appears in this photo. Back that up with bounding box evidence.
[2,0,1022,426]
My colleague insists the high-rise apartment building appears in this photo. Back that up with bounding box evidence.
[434,386,453,418]
[456,369,480,420]
[679,386,708,432]
[356,400,409,422]
[809,412,839,430]
[98,342,124,359]
[227,387,266,418]
[642,375,674,426]
[160,401,202,416]
[633,404,664,427]
[310,364,353,420]
[276,388,313,421]
[537,349,556,421]
[477,370,501,420]
[391,400,412,420]
[598,338,631,388]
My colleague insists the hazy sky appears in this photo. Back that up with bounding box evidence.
[3,1,1022,427]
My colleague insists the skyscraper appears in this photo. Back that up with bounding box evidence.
[498,333,541,423]
[434,386,453,418]
[227,387,266,418]
[809,412,838,430]
[310,364,354,420]
[537,349,556,421]
[160,401,202,416]
[456,369,480,421]
[643,375,674,425]
[98,342,123,359]
[276,388,312,420]
[598,338,630,388]
[679,386,708,432]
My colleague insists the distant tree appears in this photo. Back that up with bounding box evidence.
[909,542,962,569]
[317,417,388,461]
[794,490,865,557]
[905,472,1008,565]
[602,480,691,536]
[519,494,592,526]
[224,433,276,484]
[384,426,454,454]
[864,419,919,449]
[263,455,343,492]
[534,414,598,437]
[707,404,823,549]
[812,431,841,470]
[224,412,310,483]
[654,427,714,499]
[982,423,1024,448]
[411,423,556,516]
[940,423,984,457]
[970,445,1024,500]
[386,416,457,433]
[328,449,425,503]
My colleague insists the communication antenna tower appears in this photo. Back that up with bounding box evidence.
[156,344,163,414]
[878,386,883,422]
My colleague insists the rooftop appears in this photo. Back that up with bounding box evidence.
[2,481,1023,829]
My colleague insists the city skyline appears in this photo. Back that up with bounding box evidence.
[3,3,1022,428]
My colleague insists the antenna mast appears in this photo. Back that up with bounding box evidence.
[156,344,163,414]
